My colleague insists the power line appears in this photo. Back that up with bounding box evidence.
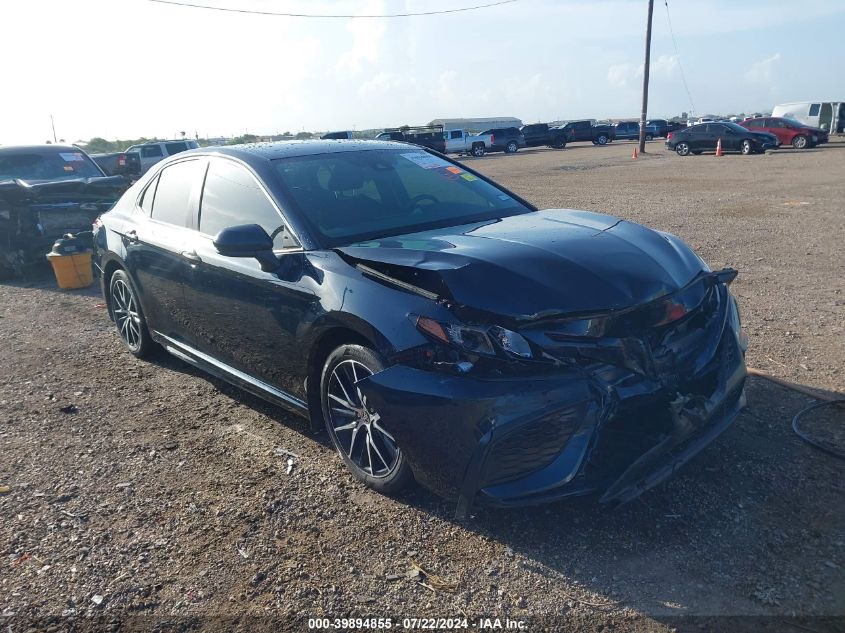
[664,0,696,115]
[143,0,518,18]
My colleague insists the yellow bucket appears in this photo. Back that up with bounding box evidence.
[47,251,94,290]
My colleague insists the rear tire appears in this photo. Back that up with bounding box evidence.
[675,142,691,156]
[792,135,808,149]
[505,141,518,154]
[109,269,156,358]
[645,133,654,141]
[471,144,485,157]
[741,139,754,155]
[596,134,608,145]
[320,344,413,495]
[553,136,566,149]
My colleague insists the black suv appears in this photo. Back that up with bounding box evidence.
[480,127,526,154]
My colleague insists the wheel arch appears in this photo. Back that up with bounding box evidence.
[305,322,383,431]
[101,256,127,321]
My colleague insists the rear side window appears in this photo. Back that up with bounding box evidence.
[808,103,820,116]
[139,175,159,214]
[745,119,762,128]
[141,145,163,158]
[150,159,204,227]
[165,142,189,155]
[449,130,462,140]
[200,159,294,248]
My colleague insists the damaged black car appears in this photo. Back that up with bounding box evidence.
[0,145,129,277]
[93,140,748,517]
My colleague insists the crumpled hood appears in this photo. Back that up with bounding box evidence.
[337,209,706,321]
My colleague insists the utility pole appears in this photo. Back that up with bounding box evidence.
[50,114,57,144]
[638,0,654,155]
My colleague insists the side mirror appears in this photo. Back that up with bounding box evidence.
[213,224,279,272]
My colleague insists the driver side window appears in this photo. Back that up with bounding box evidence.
[199,158,299,249]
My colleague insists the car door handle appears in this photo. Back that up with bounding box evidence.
[125,229,139,243]
[181,251,202,263]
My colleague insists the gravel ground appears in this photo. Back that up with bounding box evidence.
[1,139,843,632]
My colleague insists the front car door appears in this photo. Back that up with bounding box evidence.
[446,130,463,153]
[182,157,316,400]
[125,157,206,343]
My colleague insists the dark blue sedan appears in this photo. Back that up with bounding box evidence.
[94,140,748,517]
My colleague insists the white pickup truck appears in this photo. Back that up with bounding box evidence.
[444,129,493,157]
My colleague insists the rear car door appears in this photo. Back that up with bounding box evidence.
[182,157,314,396]
[125,157,206,343]
[764,119,790,145]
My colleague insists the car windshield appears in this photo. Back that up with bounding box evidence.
[723,122,752,134]
[783,118,806,128]
[274,149,532,248]
[0,150,103,182]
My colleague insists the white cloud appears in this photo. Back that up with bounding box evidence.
[607,55,678,88]
[607,63,637,88]
[745,53,782,84]
[337,0,386,75]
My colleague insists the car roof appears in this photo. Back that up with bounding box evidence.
[0,144,84,155]
[181,139,409,164]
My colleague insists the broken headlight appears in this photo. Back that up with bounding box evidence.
[414,316,533,359]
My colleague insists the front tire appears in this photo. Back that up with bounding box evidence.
[675,142,691,156]
[596,134,609,145]
[505,141,518,154]
[109,269,155,358]
[792,135,808,149]
[553,136,566,149]
[741,139,754,155]
[320,344,413,495]
[645,133,654,141]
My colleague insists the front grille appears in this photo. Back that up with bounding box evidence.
[481,404,583,486]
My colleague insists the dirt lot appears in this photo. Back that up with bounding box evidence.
[1,139,843,632]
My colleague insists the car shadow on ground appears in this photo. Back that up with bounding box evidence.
[143,345,845,621]
[144,350,335,451]
[393,376,845,622]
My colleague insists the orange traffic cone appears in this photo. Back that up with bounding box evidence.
[715,138,723,157]
[632,147,638,159]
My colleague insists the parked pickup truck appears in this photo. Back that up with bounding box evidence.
[376,126,446,154]
[443,129,493,157]
[0,145,129,277]
[520,123,568,149]
[125,139,200,175]
[90,150,142,178]
[558,120,615,145]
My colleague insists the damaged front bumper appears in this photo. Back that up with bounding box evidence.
[357,283,747,519]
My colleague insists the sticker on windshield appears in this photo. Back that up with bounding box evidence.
[400,152,452,170]
[498,194,511,201]
[446,166,463,175]
[460,173,478,181]
[59,152,85,162]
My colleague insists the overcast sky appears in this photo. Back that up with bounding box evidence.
[2,0,843,144]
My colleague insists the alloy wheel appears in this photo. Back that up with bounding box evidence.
[326,359,399,478]
[742,140,753,155]
[676,142,690,156]
[793,135,807,149]
[111,278,142,350]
